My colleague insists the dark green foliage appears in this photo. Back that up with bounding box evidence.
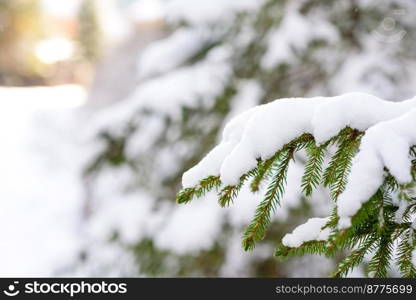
[178,126,416,277]
[332,234,378,277]
[242,146,295,251]
[396,229,416,278]
[176,176,221,204]
[275,240,328,258]
[301,140,326,196]
[250,157,275,192]
[218,172,253,207]
[240,135,313,251]
[322,128,363,200]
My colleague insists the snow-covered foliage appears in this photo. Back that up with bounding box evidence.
[282,217,331,248]
[338,107,416,228]
[182,93,416,187]
[179,92,416,277]
[81,0,416,277]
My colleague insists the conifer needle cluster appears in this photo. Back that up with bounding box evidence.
[177,127,416,277]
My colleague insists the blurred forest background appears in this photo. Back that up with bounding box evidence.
[1,0,416,277]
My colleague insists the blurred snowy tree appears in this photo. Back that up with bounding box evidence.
[77,0,102,62]
[80,0,416,277]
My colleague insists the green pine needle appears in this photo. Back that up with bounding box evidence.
[301,140,326,196]
[176,175,221,204]
[242,146,295,251]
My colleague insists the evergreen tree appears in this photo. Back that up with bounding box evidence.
[177,93,416,278]
[83,0,416,276]
[77,0,102,62]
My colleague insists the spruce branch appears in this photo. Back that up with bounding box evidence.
[397,229,416,278]
[177,127,416,277]
[301,139,326,196]
[275,240,328,259]
[322,128,362,200]
[242,146,296,251]
[250,154,279,192]
[332,234,378,278]
[367,233,394,278]
[176,176,221,204]
[218,170,258,207]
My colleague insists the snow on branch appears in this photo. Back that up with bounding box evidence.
[177,92,416,277]
[282,217,331,248]
[338,107,416,228]
[182,92,416,188]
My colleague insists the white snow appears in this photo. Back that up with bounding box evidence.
[131,61,230,117]
[137,28,212,79]
[262,2,337,68]
[154,192,224,254]
[88,47,231,139]
[87,191,157,245]
[338,107,416,228]
[129,0,164,23]
[224,80,262,123]
[125,116,165,157]
[183,92,416,231]
[311,94,416,143]
[282,217,331,248]
[164,0,265,26]
[183,92,416,187]
[0,86,86,276]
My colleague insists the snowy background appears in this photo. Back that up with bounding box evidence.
[1,0,416,277]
